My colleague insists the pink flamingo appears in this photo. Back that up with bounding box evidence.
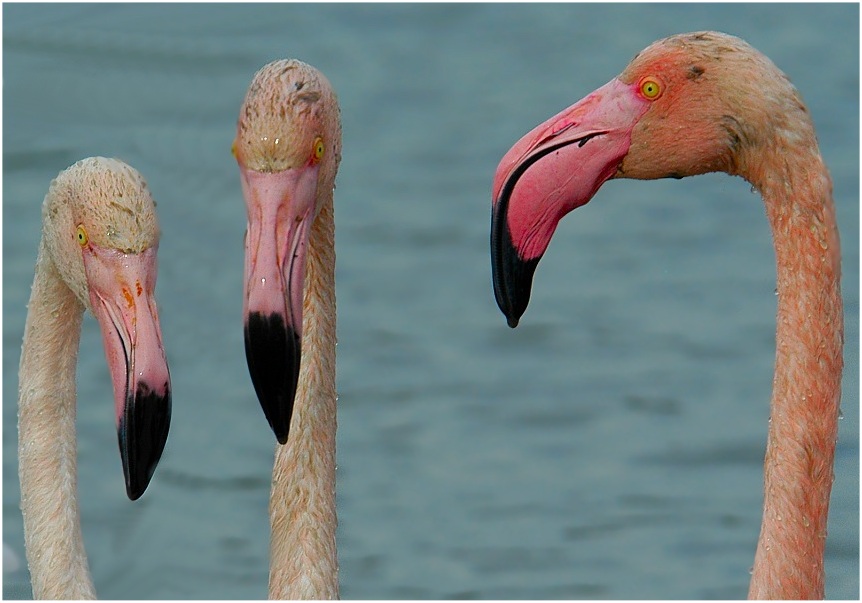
[491,31,842,599]
[234,60,341,598]
[18,157,171,598]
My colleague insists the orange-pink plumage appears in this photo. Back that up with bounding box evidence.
[491,31,842,599]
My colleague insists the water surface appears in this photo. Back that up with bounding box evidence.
[3,4,858,599]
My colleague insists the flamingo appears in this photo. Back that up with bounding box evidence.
[490,31,842,599]
[234,60,342,599]
[17,157,172,598]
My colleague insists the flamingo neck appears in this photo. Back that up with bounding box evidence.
[268,195,339,599]
[746,144,843,599]
[18,241,96,599]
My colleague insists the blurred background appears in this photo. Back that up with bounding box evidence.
[3,4,858,599]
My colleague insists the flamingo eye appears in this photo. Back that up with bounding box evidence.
[312,137,325,163]
[76,225,88,246]
[640,77,662,100]
[230,140,237,158]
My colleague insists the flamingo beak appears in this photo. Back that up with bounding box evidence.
[83,245,171,501]
[240,164,320,444]
[491,77,652,328]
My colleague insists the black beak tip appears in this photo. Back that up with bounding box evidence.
[120,384,171,501]
[244,312,300,445]
[491,204,539,329]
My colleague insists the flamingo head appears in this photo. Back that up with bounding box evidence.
[234,59,341,444]
[44,157,171,500]
[491,31,804,327]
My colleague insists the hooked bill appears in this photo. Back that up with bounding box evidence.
[85,244,172,500]
[490,78,651,327]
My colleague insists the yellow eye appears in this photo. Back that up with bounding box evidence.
[230,140,237,158]
[312,137,325,162]
[640,77,662,100]
[76,225,88,246]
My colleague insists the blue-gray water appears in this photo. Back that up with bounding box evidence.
[3,4,858,599]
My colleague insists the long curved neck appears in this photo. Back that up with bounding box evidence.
[18,241,96,599]
[268,195,338,599]
[746,140,843,599]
